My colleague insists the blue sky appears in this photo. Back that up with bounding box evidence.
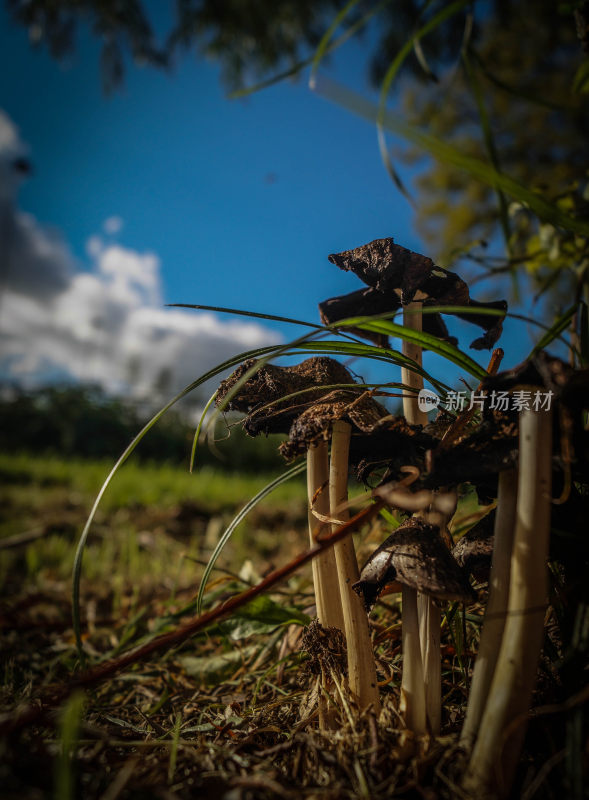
[0,6,534,407]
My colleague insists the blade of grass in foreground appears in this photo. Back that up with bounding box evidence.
[529,304,577,356]
[72,343,293,665]
[196,461,307,613]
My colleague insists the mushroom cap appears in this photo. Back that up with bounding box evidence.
[452,513,495,583]
[326,237,507,350]
[279,392,391,461]
[353,517,475,611]
[215,356,358,436]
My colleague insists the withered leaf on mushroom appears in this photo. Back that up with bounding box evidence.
[320,237,507,351]
[353,517,476,612]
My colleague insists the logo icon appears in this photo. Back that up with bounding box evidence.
[418,388,440,413]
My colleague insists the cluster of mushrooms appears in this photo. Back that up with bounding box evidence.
[213,239,589,799]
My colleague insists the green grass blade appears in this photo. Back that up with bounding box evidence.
[228,0,389,100]
[580,301,589,367]
[288,339,451,393]
[375,0,468,202]
[529,304,577,356]
[169,303,323,330]
[54,691,85,800]
[352,318,487,379]
[462,45,511,247]
[314,76,589,236]
[309,0,361,90]
[190,389,218,473]
[196,461,307,613]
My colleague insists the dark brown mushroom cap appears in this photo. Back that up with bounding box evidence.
[353,518,476,611]
[452,513,495,583]
[279,392,391,460]
[215,356,358,436]
[326,237,507,350]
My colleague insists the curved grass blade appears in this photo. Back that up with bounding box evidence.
[529,304,577,357]
[309,0,361,90]
[196,461,307,613]
[228,0,390,100]
[376,0,469,202]
[288,339,451,393]
[169,303,323,330]
[314,76,589,237]
[580,301,588,367]
[190,389,218,473]
[72,343,299,664]
[462,44,511,248]
[343,317,488,380]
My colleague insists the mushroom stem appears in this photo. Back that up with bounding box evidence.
[329,420,381,715]
[463,407,552,797]
[307,440,344,631]
[460,468,518,751]
[307,439,344,731]
[400,584,428,735]
[402,302,440,734]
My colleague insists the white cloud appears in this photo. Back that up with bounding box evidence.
[0,111,281,404]
[103,215,123,235]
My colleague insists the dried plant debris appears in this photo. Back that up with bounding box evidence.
[216,356,359,436]
[300,619,348,677]
[324,237,507,350]
[452,512,495,583]
[353,518,475,612]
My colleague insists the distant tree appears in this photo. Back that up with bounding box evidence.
[0,383,286,469]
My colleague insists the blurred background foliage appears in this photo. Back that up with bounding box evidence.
[6,0,588,301]
[0,384,285,469]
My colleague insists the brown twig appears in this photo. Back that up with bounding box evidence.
[0,497,385,737]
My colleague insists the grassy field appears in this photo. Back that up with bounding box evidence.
[0,451,570,799]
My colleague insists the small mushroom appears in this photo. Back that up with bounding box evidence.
[452,513,495,584]
[216,356,382,719]
[354,518,474,735]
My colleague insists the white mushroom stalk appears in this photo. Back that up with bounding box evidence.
[329,420,381,715]
[460,468,518,751]
[463,404,553,797]
[307,439,345,632]
[307,438,345,731]
[400,301,436,734]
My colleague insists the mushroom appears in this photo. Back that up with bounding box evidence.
[323,237,508,735]
[216,356,383,719]
[323,237,507,351]
[452,512,495,584]
[353,517,475,735]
